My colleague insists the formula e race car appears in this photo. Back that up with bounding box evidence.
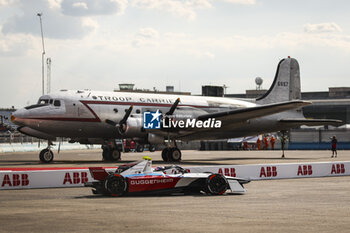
[85,157,250,196]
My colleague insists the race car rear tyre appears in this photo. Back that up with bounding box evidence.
[205,174,228,195]
[39,149,54,163]
[104,175,127,197]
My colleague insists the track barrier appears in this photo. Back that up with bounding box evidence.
[1,161,349,190]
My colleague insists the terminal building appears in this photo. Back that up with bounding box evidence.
[202,85,350,150]
[114,83,191,95]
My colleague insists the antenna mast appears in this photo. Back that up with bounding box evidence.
[46,58,51,94]
[37,13,45,95]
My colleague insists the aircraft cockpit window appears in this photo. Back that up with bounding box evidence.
[54,100,61,107]
[49,99,53,104]
[38,99,49,105]
[25,99,49,110]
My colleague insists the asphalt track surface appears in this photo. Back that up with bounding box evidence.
[1,150,350,233]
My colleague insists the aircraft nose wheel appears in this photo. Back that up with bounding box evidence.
[39,148,54,163]
[161,148,182,162]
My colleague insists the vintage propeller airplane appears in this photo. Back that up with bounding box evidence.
[11,57,341,163]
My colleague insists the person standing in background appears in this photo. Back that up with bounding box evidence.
[331,135,338,158]
[263,136,269,150]
[280,132,288,158]
[256,137,261,150]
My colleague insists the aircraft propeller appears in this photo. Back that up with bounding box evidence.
[105,105,133,135]
[166,98,180,116]
[163,98,180,127]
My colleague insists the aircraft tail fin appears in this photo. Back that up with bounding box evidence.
[256,57,301,105]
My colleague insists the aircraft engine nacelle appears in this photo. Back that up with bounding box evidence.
[120,117,144,137]
[148,133,164,145]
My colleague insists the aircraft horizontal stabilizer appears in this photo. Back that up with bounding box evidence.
[279,118,343,127]
[197,100,311,125]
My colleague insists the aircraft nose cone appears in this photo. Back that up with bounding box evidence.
[10,114,16,123]
[10,108,26,126]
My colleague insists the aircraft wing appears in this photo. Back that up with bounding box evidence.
[197,100,311,125]
[279,118,343,126]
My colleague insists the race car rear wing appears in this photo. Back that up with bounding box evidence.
[88,167,110,181]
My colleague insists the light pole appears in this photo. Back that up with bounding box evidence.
[37,13,45,96]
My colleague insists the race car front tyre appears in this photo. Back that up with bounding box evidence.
[205,174,228,195]
[104,175,127,197]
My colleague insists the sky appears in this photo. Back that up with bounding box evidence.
[0,0,350,108]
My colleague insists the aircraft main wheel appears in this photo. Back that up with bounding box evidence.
[103,148,121,161]
[161,148,170,162]
[39,149,54,163]
[104,175,127,197]
[149,145,156,152]
[205,174,228,195]
[136,145,144,152]
[109,149,121,161]
[169,148,182,162]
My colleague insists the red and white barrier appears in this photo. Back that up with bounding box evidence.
[0,167,117,190]
[186,162,350,180]
[1,162,349,190]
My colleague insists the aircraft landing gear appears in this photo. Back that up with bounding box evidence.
[149,144,156,152]
[102,147,121,162]
[39,141,54,163]
[136,144,144,153]
[39,148,54,163]
[102,140,122,162]
[161,148,182,162]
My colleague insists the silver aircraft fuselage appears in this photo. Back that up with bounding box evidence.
[11,89,302,141]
